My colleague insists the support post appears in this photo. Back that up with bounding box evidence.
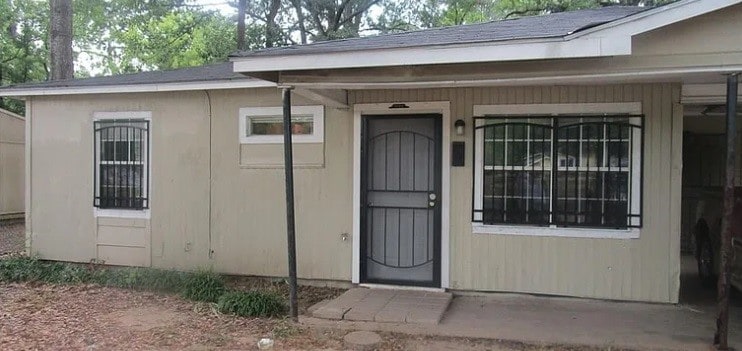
[281,86,299,322]
[715,73,738,350]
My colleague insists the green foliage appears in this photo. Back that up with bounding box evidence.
[181,270,226,302]
[217,290,287,317]
[0,256,187,293]
[101,267,188,293]
[117,9,237,71]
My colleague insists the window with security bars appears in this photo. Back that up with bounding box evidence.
[473,115,643,229]
[94,119,149,210]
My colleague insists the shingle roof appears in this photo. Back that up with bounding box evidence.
[0,6,648,92]
[0,62,250,90]
[231,6,647,58]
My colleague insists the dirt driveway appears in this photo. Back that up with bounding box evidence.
[0,283,622,351]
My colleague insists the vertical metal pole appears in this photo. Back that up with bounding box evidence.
[715,73,738,350]
[281,87,299,322]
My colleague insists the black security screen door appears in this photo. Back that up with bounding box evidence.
[360,115,442,287]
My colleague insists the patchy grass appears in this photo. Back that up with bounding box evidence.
[181,270,225,302]
[0,256,190,293]
[225,276,346,314]
[0,256,284,317]
[217,290,286,317]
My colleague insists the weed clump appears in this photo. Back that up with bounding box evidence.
[181,270,225,302]
[217,290,286,317]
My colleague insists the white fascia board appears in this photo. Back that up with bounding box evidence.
[570,0,742,40]
[232,36,631,73]
[0,79,276,98]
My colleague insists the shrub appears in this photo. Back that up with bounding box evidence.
[181,270,225,302]
[217,290,286,317]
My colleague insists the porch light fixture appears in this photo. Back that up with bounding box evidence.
[388,103,410,109]
[455,119,466,136]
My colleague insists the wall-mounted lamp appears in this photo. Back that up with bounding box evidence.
[454,119,466,136]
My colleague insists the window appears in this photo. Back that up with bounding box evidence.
[239,105,324,144]
[473,108,643,231]
[94,114,150,210]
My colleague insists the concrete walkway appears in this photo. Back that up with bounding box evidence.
[311,288,452,324]
[306,292,740,350]
[305,257,741,350]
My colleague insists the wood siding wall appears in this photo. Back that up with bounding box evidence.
[350,84,683,303]
[27,83,682,302]
[0,109,24,218]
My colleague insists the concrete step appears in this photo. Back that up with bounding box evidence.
[311,288,452,325]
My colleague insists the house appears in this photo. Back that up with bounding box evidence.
[0,108,24,220]
[0,0,741,304]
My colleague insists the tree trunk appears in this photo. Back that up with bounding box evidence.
[265,0,282,48]
[290,0,307,44]
[50,0,74,80]
[237,0,247,50]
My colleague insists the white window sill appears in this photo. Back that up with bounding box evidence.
[471,223,640,239]
[239,138,323,144]
[94,208,151,219]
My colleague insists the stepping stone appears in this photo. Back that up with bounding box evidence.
[343,331,382,351]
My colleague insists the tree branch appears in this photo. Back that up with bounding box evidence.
[504,7,547,19]
[336,0,382,28]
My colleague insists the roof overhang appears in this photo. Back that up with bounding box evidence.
[0,78,275,98]
[231,0,742,74]
[233,36,631,73]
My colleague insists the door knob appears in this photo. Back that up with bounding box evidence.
[429,201,436,208]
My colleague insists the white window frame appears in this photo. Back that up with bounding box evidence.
[239,105,324,144]
[92,111,152,219]
[472,103,642,239]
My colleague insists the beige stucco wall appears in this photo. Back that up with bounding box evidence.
[27,82,681,302]
[350,84,683,303]
[0,108,24,218]
[26,89,353,280]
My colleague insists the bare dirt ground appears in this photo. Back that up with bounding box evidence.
[0,219,24,255]
[0,283,625,351]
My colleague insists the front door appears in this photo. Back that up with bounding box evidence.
[360,115,442,287]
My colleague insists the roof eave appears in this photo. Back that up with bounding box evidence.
[0,78,276,98]
[231,36,633,73]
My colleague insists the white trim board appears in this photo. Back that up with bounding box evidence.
[0,79,276,98]
[233,36,626,72]
[352,102,451,288]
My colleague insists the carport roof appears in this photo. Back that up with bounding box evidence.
[231,6,646,58]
